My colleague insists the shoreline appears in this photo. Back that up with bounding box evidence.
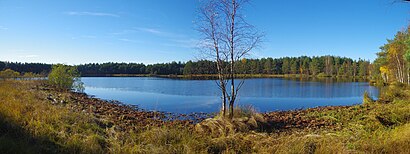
[81,73,371,80]
[41,80,365,132]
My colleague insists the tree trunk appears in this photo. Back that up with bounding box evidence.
[407,69,409,85]
[229,58,235,119]
[228,0,236,119]
[215,40,226,116]
[395,54,404,83]
[222,90,226,116]
[406,67,409,85]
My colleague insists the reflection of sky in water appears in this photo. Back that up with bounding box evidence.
[82,77,379,114]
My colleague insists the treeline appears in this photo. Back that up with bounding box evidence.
[184,56,371,77]
[0,61,185,76]
[0,56,372,77]
[0,61,51,75]
[77,62,185,75]
[372,25,410,85]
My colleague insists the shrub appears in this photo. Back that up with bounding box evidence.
[380,82,408,102]
[316,72,329,77]
[48,64,84,92]
[0,69,20,79]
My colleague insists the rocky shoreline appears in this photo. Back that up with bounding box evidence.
[39,83,353,133]
[41,87,205,131]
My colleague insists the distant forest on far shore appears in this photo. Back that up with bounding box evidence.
[0,55,372,77]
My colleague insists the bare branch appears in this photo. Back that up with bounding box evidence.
[196,0,263,118]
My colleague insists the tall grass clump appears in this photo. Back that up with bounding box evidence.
[363,91,375,105]
[196,105,265,137]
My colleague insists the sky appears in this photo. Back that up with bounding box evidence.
[0,0,409,65]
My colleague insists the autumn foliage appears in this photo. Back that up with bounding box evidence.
[374,25,410,84]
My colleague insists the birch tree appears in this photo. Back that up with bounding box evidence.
[376,26,410,84]
[197,0,229,116]
[197,0,262,118]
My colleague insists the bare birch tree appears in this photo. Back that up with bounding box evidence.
[197,0,263,118]
[197,0,229,116]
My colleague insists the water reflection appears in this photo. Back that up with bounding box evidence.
[82,77,379,114]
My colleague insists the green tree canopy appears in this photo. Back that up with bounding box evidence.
[183,61,194,75]
[405,51,410,64]
[48,64,84,92]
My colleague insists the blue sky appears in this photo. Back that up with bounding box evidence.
[0,0,408,64]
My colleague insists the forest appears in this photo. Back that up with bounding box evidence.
[373,26,410,85]
[0,62,51,75]
[0,55,372,77]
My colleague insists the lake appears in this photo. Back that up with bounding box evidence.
[82,77,379,114]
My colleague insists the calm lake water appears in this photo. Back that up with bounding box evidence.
[82,77,379,114]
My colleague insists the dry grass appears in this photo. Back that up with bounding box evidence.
[0,80,106,153]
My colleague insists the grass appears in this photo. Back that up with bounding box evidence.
[0,80,210,153]
[0,80,409,153]
[0,80,106,153]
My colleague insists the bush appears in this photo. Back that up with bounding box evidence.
[48,64,84,92]
[316,72,330,77]
[380,82,408,102]
[0,69,20,79]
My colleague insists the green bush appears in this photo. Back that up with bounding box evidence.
[316,72,329,77]
[0,69,20,79]
[380,82,408,102]
[48,64,84,92]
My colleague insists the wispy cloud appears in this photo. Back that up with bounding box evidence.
[163,38,199,48]
[80,35,97,39]
[19,55,39,58]
[111,27,183,37]
[111,27,163,35]
[118,38,143,43]
[134,27,163,35]
[110,29,138,35]
[0,26,8,30]
[70,35,97,40]
[64,11,120,17]
[12,50,40,58]
[111,27,196,48]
